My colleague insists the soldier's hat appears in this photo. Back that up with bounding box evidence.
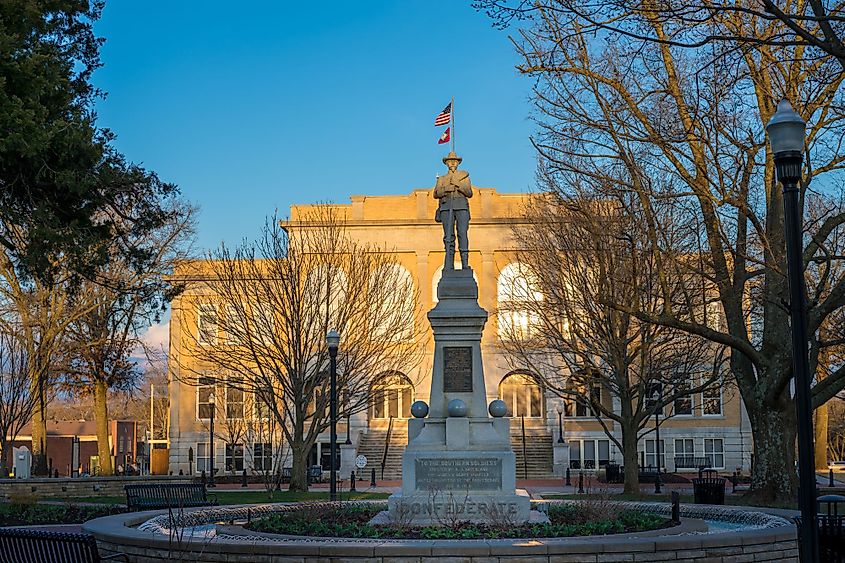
[442,151,462,165]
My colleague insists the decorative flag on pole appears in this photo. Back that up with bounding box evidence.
[434,102,452,126]
[438,127,451,144]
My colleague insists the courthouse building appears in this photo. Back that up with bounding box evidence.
[167,187,753,479]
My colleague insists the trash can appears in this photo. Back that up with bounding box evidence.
[692,473,726,505]
[605,463,621,484]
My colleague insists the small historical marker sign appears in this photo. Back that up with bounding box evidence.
[443,346,472,392]
[355,455,368,469]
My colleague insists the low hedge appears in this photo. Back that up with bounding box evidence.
[246,502,671,539]
[0,502,127,526]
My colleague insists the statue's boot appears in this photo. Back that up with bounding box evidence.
[444,246,455,270]
[460,251,469,269]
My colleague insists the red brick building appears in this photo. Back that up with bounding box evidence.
[7,420,138,477]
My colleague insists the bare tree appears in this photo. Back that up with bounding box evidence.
[0,325,37,476]
[476,0,845,69]
[174,207,424,491]
[479,0,845,500]
[0,254,94,475]
[60,203,194,475]
[501,192,727,492]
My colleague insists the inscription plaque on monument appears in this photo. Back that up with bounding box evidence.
[415,458,502,491]
[443,346,472,392]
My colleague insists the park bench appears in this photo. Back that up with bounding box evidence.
[0,527,127,563]
[308,465,324,484]
[674,455,712,472]
[124,482,217,511]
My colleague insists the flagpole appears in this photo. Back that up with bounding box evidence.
[450,97,455,153]
[449,96,455,152]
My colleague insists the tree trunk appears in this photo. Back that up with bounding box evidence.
[0,438,8,478]
[815,402,829,471]
[621,423,641,494]
[747,404,797,501]
[288,441,310,492]
[30,376,48,476]
[93,379,114,476]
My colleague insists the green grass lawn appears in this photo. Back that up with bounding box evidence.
[63,490,390,506]
[540,492,797,510]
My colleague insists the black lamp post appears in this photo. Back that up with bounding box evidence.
[652,389,662,494]
[345,410,352,445]
[766,99,818,563]
[208,392,216,488]
[327,329,340,502]
[557,407,565,443]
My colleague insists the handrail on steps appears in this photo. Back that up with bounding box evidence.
[521,415,528,479]
[381,416,394,480]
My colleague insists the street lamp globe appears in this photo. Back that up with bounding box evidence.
[326,329,340,352]
[766,99,806,157]
[208,392,215,406]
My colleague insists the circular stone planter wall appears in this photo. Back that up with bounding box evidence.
[82,501,800,563]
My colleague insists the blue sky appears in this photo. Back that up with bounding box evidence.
[93,1,538,253]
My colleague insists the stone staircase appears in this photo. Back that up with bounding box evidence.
[355,420,408,480]
[356,420,554,481]
[511,428,555,479]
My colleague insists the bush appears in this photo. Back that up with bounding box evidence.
[246,502,670,539]
[0,502,127,526]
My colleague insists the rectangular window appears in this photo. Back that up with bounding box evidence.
[704,438,725,469]
[568,439,610,469]
[597,440,610,467]
[645,439,665,470]
[644,382,662,413]
[569,440,581,469]
[575,397,588,417]
[226,379,244,419]
[225,305,242,346]
[673,378,693,415]
[705,301,723,331]
[674,438,695,469]
[702,383,722,415]
[252,443,273,471]
[196,442,211,473]
[253,302,275,345]
[225,443,244,472]
[583,440,596,469]
[197,304,217,345]
[254,393,271,419]
[197,377,215,420]
[574,386,601,417]
[319,444,340,471]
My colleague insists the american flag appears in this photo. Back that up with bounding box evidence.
[434,102,452,126]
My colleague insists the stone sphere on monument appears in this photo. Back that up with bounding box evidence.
[488,399,507,418]
[447,398,468,417]
[410,400,429,418]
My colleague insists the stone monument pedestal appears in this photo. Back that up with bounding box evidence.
[553,442,571,478]
[383,268,536,525]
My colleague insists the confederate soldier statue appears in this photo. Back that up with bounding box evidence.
[434,151,472,270]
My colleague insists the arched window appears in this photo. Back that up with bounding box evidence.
[370,372,414,419]
[498,371,544,418]
[304,264,348,328]
[369,264,415,341]
[497,262,543,340]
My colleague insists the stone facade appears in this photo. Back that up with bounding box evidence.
[167,188,752,479]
